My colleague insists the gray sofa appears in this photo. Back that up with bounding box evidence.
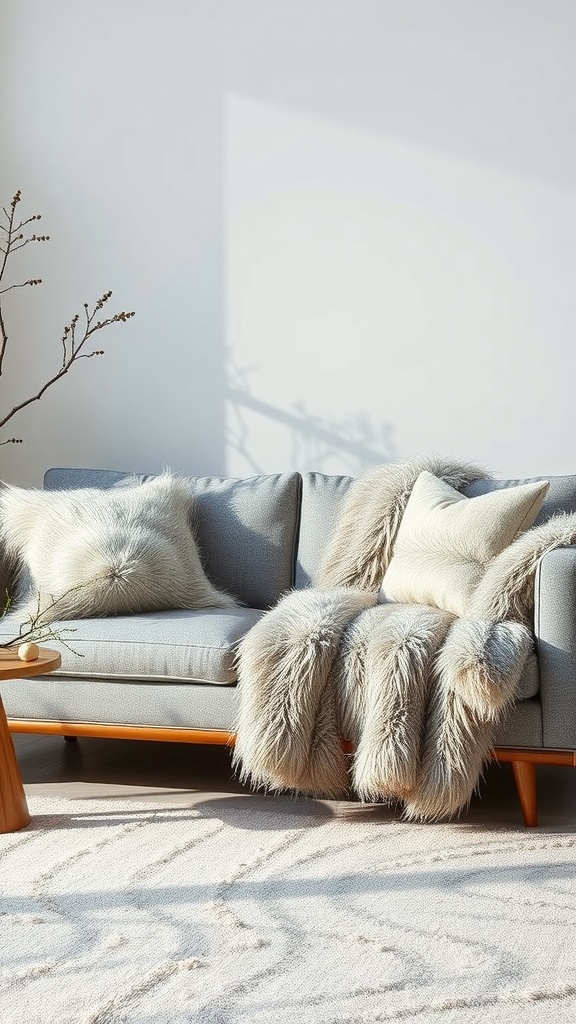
[1,466,576,826]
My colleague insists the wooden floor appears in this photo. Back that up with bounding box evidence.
[12,732,576,828]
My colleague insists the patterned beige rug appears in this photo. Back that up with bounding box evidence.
[1,791,575,1024]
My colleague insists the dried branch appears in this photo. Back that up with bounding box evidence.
[0,189,135,443]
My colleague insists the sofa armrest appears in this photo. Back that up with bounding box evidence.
[535,546,576,748]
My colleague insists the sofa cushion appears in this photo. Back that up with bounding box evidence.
[0,474,236,622]
[379,472,549,616]
[464,473,576,521]
[296,472,353,588]
[189,473,301,609]
[0,607,264,684]
[44,469,302,610]
[0,673,242,731]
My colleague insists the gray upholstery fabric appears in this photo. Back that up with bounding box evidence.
[1,676,241,732]
[295,473,353,588]
[43,468,148,490]
[465,473,576,523]
[43,468,302,609]
[516,652,539,701]
[0,608,263,685]
[188,473,301,609]
[493,698,542,748]
[535,546,576,748]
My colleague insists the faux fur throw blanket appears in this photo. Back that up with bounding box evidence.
[232,456,576,821]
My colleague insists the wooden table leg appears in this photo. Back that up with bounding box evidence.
[0,695,31,833]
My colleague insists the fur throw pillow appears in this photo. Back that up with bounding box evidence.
[0,473,237,622]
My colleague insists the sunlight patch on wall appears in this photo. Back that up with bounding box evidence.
[224,93,576,478]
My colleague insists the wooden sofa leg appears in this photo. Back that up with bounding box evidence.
[511,759,538,827]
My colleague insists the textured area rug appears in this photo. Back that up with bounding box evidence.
[1,792,575,1024]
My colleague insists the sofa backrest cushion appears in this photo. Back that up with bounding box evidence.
[43,469,302,610]
[296,472,353,588]
[464,475,576,523]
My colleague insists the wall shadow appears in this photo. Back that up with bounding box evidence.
[225,359,395,475]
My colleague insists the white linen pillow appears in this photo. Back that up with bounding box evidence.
[0,473,237,622]
[379,471,549,617]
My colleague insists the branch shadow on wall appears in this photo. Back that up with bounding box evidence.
[225,358,396,476]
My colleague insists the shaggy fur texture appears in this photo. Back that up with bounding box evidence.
[347,605,455,803]
[233,455,576,819]
[468,512,576,623]
[232,587,376,797]
[404,618,533,820]
[0,474,236,621]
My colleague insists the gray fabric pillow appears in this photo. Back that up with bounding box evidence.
[0,474,237,622]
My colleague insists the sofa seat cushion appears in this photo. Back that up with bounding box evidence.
[1,674,242,731]
[0,607,264,685]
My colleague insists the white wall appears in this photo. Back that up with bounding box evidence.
[2,0,576,485]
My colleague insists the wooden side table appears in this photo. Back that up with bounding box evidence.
[0,647,61,833]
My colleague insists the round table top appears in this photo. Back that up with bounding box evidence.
[0,647,61,680]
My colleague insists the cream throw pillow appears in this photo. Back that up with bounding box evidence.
[379,471,549,616]
[0,473,237,622]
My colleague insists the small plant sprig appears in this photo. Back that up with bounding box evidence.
[0,580,105,657]
[0,570,127,657]
[0,189,135,445]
